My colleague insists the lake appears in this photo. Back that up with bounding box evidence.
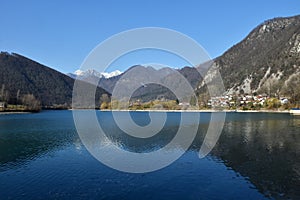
[0,110,299,199]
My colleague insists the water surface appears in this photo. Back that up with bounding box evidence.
[0,111,299,199]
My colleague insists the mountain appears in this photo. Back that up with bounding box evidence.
[0,52,109,107]
[70,15,300,102]
[198,15,300,96]
[67,65,202,102]
[3,15,299,108]
[68,69,122,80]
[67,69,123,96]
[129,66,202,102]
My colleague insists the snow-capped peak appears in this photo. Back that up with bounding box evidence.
[73,69,122,79]
[74,69,102,77]
[101,70,122,78]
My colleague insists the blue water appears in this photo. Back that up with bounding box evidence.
[0,110,299,199]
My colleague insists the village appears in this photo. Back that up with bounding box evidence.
[206,94,290,110]
[99,93,293,111]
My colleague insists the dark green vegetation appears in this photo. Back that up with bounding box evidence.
[0,52,109,111]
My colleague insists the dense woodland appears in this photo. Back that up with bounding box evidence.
[0,52,109,111]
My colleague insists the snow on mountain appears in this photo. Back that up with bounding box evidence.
[101,70,122,78]
[71,69,122,79]
[74,69,102,78]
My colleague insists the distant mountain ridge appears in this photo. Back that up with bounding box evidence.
[67,65,202,102]
[68,69,122,79]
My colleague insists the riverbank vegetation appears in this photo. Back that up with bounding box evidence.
[99,94,298,111]
[0,85,41,112]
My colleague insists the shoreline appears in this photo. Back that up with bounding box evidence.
[0,111,31,115]
[99,109,291,114]
[1,109,291,114]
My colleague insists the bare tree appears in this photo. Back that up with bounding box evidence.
[0,84,4,101]
[22,94,41,111]
[258,80,282,98]
[198,91,210,108]
[3,90,10,102]
[16,89,20,103]
[282,74,300,105]
[100,94,110,104]
[100,93,110,109]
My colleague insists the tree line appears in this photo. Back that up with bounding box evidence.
[0,84,41,112]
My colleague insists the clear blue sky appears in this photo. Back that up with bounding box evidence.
[1,0,300,73]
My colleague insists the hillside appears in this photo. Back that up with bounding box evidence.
[198,15,300,97]
[74,16,300,103]
[70,65,201,102]
[0,52,109,107]
[3,15,300,108]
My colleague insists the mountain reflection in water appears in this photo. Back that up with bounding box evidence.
[0,111,299,199]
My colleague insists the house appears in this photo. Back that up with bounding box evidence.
[0,102,6,110]
[280,98,289,104]
[178,102,190,106]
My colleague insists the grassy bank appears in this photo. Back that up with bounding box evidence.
[0,104,41,113]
